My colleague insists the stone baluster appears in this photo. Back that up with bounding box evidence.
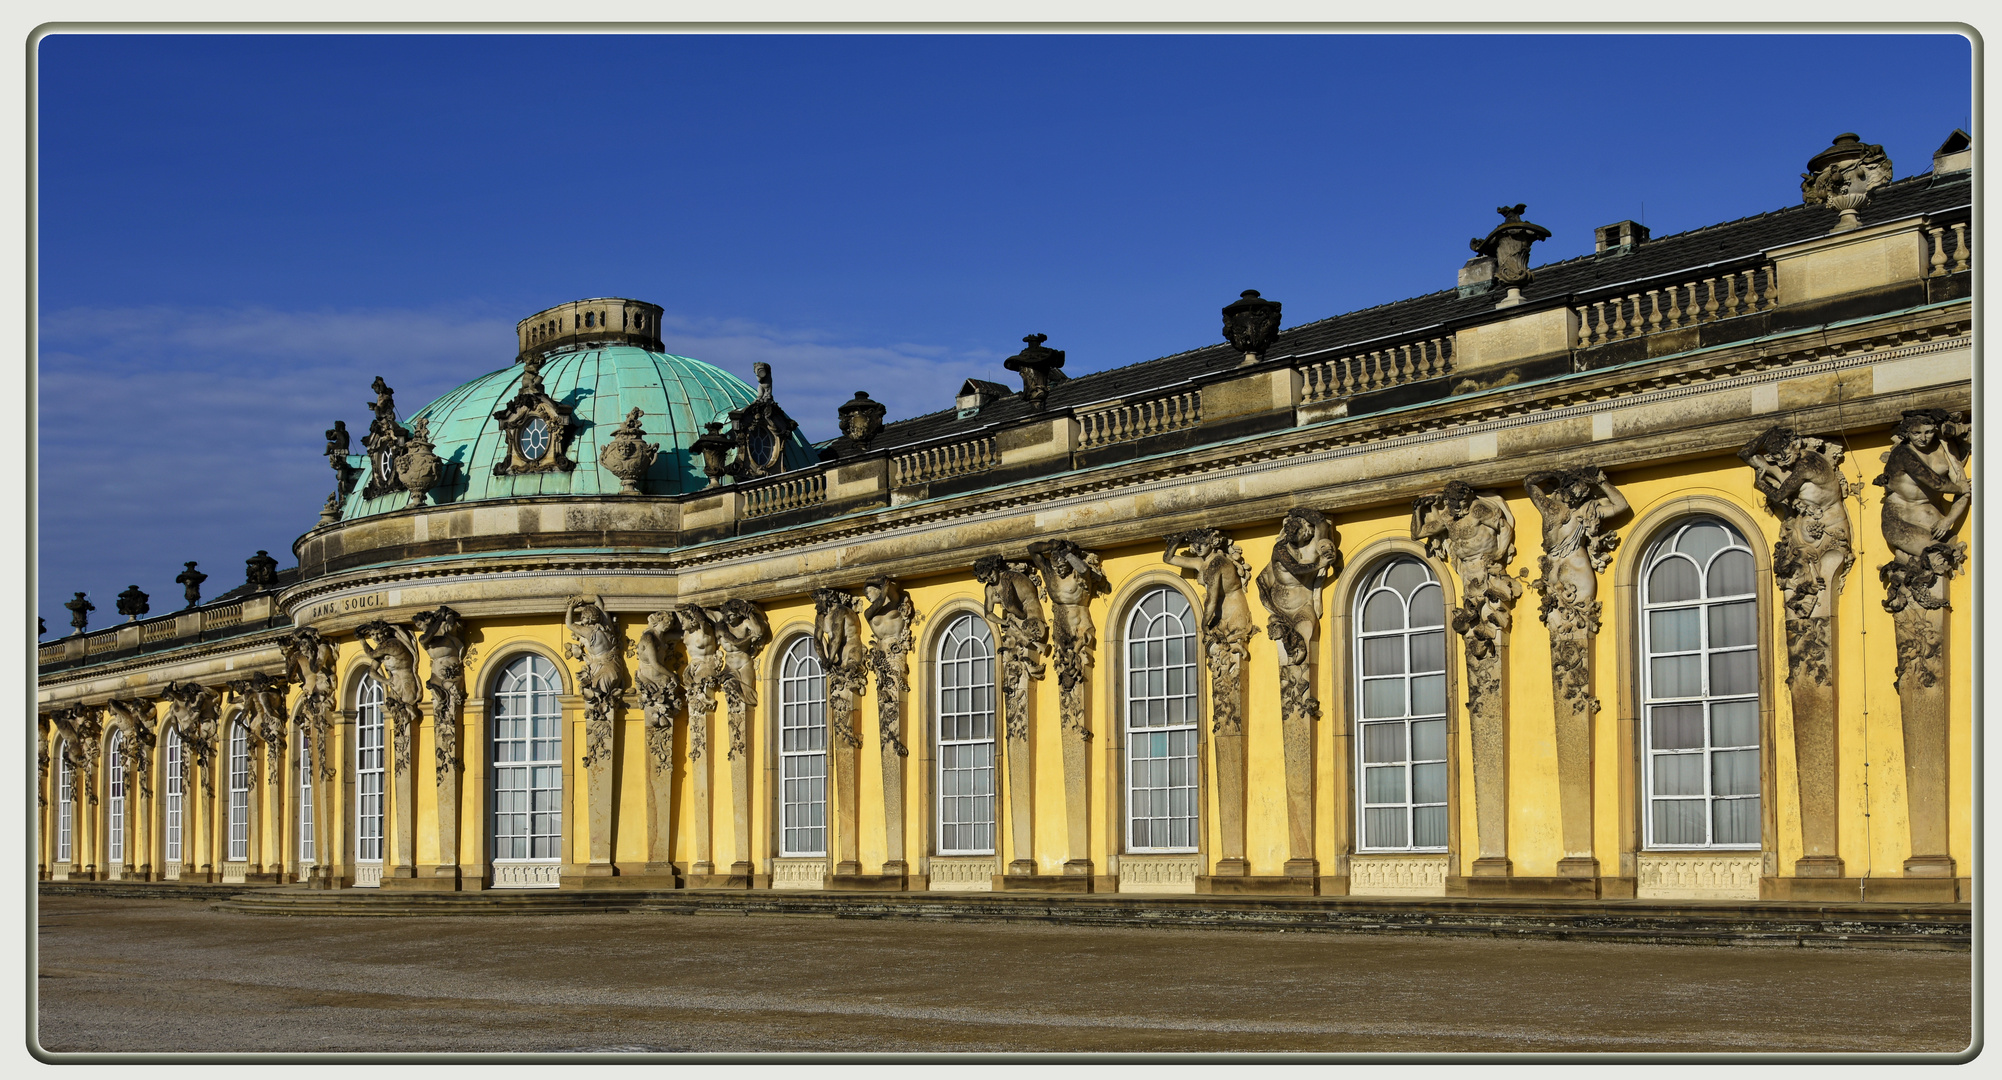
[1926,226,1948,276]
[1591,301,1608,344]
[1575,306,1594,347]
[1701,278,1719,319]
[1949,223,1969,272]
[1664,283,1684,328]
[1723,275,1742,317]
[1646,289,1663,332]
[1608,298,1626,339]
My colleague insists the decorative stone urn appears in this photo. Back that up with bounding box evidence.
[394,417,445,509]
[1801,133,1893,233]
[1004,334,1068,408]
[598,408,661,495]
[1221,289,1282,364]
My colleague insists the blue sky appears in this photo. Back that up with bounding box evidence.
[34,32,1972,631]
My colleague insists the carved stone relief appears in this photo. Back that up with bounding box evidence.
[412,606,467,783]
[564,596,627,769]
[355,619,423,775]
[599,407,661,495]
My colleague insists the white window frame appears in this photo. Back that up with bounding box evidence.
[778,637,828,858]
[164,728,183,863]
[1354,557,1451,853]
[56,745,73,864]
[226,722,250,862]
[935,614,997,856]
[1640,517,1762,850]
[492,655,563,864]
[356,675,385,864]
[1124,586,1201,854]
[298,732,315,865]
[106,729,126,865]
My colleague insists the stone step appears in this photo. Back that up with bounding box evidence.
[191,887,1969,950]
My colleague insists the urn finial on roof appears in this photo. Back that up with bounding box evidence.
[1004,333,1068,408]
[1470,203,1552,309]
[1222,289,1283,366]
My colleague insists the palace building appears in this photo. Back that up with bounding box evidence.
[36,130,1973,905]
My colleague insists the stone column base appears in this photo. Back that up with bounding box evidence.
[1283,858,1320,879]
[1457,875,1599,899]
[1762,875,1962,903]
[1904,855,1956,878]
[1793,855,1846,878]
[1557,857,1599,879]
[1006,859,1037,876]
[1470,857,1513,877]
[1062,859,1094,878]
[682,872,754,889]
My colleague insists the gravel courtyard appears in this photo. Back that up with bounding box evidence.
[35,894,1972,1056]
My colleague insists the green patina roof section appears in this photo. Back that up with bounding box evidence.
[340,347,816,520]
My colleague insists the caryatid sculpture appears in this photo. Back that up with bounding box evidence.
[974,554,1048,741]
[674,605,725,762]
[1524,468,1629,879]
[1740,426,1855,879]
[103,698,159,799]
[1874,408,1972,684]
[1524,468,1629,707]
[1164,526,1258,878]
[412,606,468,782]
[1163,528,1258,736]
[1255,509,1340,875]
[161,682,221,796]
[860,576,919,874]
[54,706,103,805]
[1739,427,1855,684]
[1027,540,1110,739]
[281,627,340,782]
[813,587,870,749]
[635,611,685,771]
[1412,480,1522,875]
[355,620,424,774]
[710,598,772,761]
[1873,408,1972,883]
[563,597,627,769]
[1255,509,1341,720]
[228,671,290,786]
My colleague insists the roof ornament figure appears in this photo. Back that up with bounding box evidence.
[245,550,279,588]
[1801,132,1893,233]
[394,417,446,507]
[1222,289,1283,366]
[325,418,361,507]
[720,362,801,481]
[492,358,578,478]
[174,562,207,608]
[116,585,150,622]
[691,421,735,489]
[1470,204,1552,308]
[64,592,95,635]
[361,375,411,501]
[1004,333,1068,409]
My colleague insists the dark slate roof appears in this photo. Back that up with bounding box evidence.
[866,170,1971,455]
[208,566,300,606]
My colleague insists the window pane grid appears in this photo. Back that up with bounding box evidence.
[937,615,997,855]
[780,638,829,857]
[1126,588,1199,853]
[1355,559,1449,853]
[107,731,125,864]
[356,676,385,863]
[227,723,250,862]
[493,656,562,862]
[57,751,73,863]
[1643,520,1762,849]
[164,729,182,863]
[298,734,315,864]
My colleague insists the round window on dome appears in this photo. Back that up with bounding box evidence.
[521,417,551,461]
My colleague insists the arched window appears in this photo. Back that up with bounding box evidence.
[298,733,315,866]
[936,614,996,855]
[227,722,251,862]
[1125,587,1200,852]
[1641,518,1761,849]
[163,727,183,864]
[106,729,126,866]
[493,655,562,866]
[778,637,828,857]
[1354,557,1449,852]
[356,675,385,868]
[56,744,73,864]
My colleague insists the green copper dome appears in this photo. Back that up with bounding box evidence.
[339,346,815,520]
